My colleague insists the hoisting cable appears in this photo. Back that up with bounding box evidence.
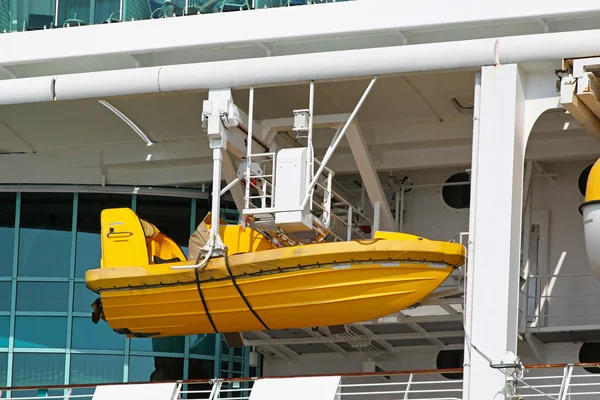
[224,249,271,330]
[194,253,219,334]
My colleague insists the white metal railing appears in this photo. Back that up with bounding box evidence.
[6,364,600,400]
[522,270,600,330]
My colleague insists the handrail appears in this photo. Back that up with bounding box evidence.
[7,363,600,392]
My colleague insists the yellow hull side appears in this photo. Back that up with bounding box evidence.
[100,262,453,336]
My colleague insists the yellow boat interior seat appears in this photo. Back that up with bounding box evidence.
[100,208,186,269]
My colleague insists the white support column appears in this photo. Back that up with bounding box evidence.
[345,122,395,232]
[463,64,527,400]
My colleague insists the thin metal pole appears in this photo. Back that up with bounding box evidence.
[395,189,400,232]
[399,184,405,232]
[210,148,223,239]
[301,77,377,209]
[308,81,315,210]
[372,201,380,238]
[245,87,254,210]
[346,206,353,241]
[463,72,481,400]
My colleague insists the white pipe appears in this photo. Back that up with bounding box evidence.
[462,72,481,400]
[395,189,400,232]
[245,87,254,210]
[301,77,377,210]
[5,27,600,105]
[399,184,405,232]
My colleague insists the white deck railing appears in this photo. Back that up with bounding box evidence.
[4,364,600,400]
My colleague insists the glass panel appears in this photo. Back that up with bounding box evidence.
[71,317,125,351]
[187,359,214,399]
[74,282,98,313]
[12,353,65,386]
[130,336,185,353]
[0,282,10,312]
[70,354,124,384]
[122,0,152,22]
[94,0,121,24]
[0,353,6,388]
[76,193,131,278]
[16,282,69,312]
[10,1,57,32]
[129,355,183,382]
[19,193,72,278]
[58,0,92,26]
[14,316,67,348]
[11,390,64,399]
[0,316,8,348]
[137,195,192,247]
[189,334,216,357]
[0,193,15,277]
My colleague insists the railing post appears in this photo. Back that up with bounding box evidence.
[208,379,223,400]
[346,206,353,241]
[557,364,573,400]
[372,201,380,238]
[403,373,413,399]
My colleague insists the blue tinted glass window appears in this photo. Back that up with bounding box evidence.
[14,317,67,349]
[70,354,124,385]
[74,283,98,313]
[11,390,64,399]
[0,353,6,388]
[0,282,10,312]
[76,194,131,278]
[0,316,8,348]
[16,282,68,312]
[129,356,183,382]
[71,317,125,351]
[0,193,15,277]
[19,193,72,278]
[190,334,216,357]
[12,353,65,386]
[130,336,185,353]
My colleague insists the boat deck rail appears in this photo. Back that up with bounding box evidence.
[3,363,600,399]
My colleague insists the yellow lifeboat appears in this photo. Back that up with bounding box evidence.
[85,208,466,338]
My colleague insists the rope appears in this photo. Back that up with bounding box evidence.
[194,267,218,334]
[224,249,271,330]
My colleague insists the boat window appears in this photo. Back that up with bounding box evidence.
[436,349,464,380]
[18,193,73,278]
[76,193,132,279]
[579,164,594,197]
[12,353,65,386]
[70,354,125,384]
[136,195,192,247]
[71,317,125,351]
[579,342,600,373]
[0,193,15,278]
[442,172,471,209]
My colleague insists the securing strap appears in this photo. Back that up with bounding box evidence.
[194,267,218,334]
[224,251,271,330]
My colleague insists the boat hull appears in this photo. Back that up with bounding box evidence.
[99,261,454,337]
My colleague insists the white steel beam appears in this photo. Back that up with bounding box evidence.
[243,330,464,346]
[345,122,395,232]
[463,64,527,400]
[221,151,245,212]
[3,1,600,67]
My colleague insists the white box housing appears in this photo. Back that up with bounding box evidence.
[274,147,312,232]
